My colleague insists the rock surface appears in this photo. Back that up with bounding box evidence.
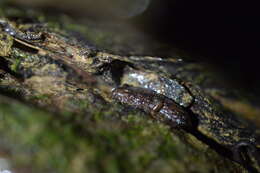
[0,3,259,173]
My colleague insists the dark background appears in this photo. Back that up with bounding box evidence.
[131,0,260,94]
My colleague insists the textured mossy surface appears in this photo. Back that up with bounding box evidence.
[0,2,258,173]
[0,96,243,173]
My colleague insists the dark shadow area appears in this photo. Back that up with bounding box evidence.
[0,56,24,80]
[183,110,259,173]
[96,59,135,85]
[131,0,260,94]
[188,128,259,173]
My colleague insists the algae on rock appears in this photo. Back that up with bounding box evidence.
[0,3,258,173]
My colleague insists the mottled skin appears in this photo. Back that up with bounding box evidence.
[112,85,260,172]
[0,19,43,41]
[112,85,192,129]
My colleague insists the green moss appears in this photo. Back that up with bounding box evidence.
[0,33,13,57]
[10,57,22,72]
[0,4,246,173]
[0,97,240,173]
[30,94,50,101]
[64,20,114,48]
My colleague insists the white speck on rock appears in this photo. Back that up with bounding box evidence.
[0,170,12,173]
[0,158,11,173]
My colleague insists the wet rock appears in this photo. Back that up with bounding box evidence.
[0,3,258,173]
